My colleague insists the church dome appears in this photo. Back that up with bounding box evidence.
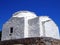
[13,11,37,19]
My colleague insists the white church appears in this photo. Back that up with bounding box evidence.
[1,10,60,41]
[0,11,60,45]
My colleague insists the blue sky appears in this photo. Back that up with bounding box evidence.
[0,0,60,32]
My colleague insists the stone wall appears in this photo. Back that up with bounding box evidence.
[0,37,60,45]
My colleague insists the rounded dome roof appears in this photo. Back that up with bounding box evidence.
[13,11,37,19]
[40,16,51,21]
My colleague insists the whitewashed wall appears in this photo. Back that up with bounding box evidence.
[28,16,59,39]
[1,11,60,41]
[39,16,59,39]
[1,16,60,41]
[28,17,40,37]
[1,17,24,41]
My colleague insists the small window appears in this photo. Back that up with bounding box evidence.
[10,27,13,33]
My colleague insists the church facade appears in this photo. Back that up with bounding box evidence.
[0,11,60,45]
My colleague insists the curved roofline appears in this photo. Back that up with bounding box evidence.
[12,10,37,16]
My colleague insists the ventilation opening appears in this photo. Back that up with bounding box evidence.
[9,27,13,36]
[10,27,13,33]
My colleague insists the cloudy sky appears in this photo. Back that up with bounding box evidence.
[0,0,60,32]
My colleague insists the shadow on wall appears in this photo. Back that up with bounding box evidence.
[0,31,2,40]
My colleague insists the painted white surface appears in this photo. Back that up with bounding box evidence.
[13,11,37,37]
[45,20,59,39]
[39,16,50,37]
[13,11,37,19]
[39,16,59,39]
[1,11,60,41]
